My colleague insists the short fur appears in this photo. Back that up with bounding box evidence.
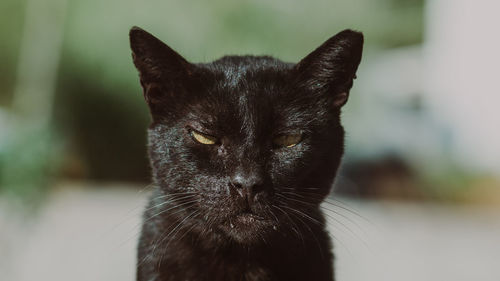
[129,26,363,281]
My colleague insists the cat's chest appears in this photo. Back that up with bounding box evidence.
[158,248,331,281]
[160,254,275,281]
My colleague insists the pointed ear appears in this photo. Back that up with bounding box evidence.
[294,30,363,108]
[129,26,194,118]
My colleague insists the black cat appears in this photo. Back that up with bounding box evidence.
[129,26,363,281]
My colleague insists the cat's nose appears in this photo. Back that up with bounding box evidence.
[230,172,265,203]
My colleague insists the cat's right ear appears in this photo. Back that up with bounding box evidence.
[129,26,193,118]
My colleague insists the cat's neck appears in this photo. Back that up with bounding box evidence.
[144,225,334,281]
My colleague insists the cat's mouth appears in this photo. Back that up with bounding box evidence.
[222,211,272,234]
[234,212,265,225]
[218,211,274,244]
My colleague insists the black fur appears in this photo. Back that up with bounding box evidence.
[129,26,363,281]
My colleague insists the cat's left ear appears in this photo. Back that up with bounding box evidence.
[294,30,363,108]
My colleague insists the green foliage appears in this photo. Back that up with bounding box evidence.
[0,0,26,105]
[0,123,56,200]
[0,0,424,195]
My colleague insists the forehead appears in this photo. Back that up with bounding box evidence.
[192,56,295,135]
[203,56,292,100]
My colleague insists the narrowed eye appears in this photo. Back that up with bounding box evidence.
[191,130,218,145]
[273,134,302,148]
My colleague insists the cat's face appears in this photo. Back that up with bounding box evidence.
[130,27,363,244]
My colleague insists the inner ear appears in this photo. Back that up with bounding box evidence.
[129,26,196,120]
[294,29,363,108]
[129,26,192,83]
[333,92,348,107]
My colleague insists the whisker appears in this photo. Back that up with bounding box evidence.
[320,205,368,236]
[281,186,322,193]
[278,202,355,258]
[112,191,196,231]
[143,199,199,222]
[148,191,198,203]
[157,211,201,267]
[144,194,197,213]
[277,186,374,254]
[328,229,354,259]
[279,187,376,230]
[266,207,280,227]
[116,199,199,249]
[279,205,321,226]
[277,193,316,207]
[321,208,372,252]
[104,184,159,235]
[281,191,316,199]
[283,205,325,260]
[138,210,199,268]
[277,194,366,241]
[324,197,373,224]
[272,204,304,245]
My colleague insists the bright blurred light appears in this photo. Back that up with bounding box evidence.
[424,0,500,174]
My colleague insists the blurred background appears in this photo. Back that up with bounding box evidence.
[1,0,499,280]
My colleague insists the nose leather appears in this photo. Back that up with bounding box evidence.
[230,170,265,206]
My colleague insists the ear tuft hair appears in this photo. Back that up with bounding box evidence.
[295,29,364,107]
[129,27,196,121]
[129,26,192,82]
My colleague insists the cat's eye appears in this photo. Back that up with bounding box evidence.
[273,134,302,148]
[190,130,218,145]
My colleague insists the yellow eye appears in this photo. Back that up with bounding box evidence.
[273,134,302,148]
[191,130,217,145]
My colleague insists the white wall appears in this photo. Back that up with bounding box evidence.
[424,0,500,174]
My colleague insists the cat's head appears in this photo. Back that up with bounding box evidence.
[130,27,363,245]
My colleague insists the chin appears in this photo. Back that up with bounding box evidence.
[218,213,276,245]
